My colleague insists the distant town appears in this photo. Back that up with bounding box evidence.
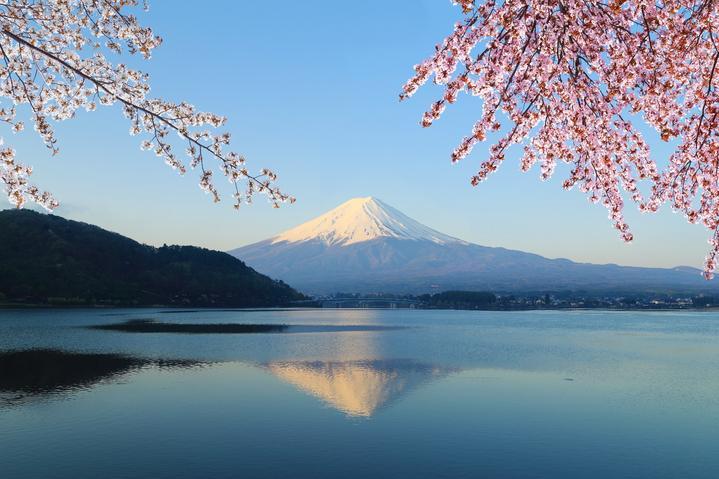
[315,291,719,311]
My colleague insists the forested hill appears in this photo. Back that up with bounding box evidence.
[0,210,305,307]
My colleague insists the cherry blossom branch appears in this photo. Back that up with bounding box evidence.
[0,0,293,212]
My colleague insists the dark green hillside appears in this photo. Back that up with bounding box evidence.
[0,210,305,307]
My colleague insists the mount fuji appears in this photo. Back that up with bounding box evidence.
[230,197,716,295]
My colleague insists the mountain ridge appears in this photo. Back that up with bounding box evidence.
[231,197,717,295]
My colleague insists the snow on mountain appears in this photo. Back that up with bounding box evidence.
[230,197,715,295]
[271,197,464,246]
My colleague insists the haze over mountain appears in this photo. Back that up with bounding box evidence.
[231,197,719,295]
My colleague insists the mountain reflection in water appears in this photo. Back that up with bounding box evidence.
[266,359,455,417]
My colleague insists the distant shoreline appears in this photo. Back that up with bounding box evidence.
[0,303,317,311]
[2,303,719,313]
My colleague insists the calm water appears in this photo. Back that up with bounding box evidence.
[1,308,718,478]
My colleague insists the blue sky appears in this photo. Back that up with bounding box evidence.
[5,1,711,268]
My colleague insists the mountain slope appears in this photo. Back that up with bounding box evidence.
[231,197,718,295]
[0,210,304,306]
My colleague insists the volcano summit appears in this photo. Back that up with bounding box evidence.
[230,197,715,295]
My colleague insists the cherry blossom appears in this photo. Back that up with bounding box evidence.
[402,0,719,277]
[0,0,293,212]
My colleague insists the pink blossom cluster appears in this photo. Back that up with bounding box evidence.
[402,0,719,278]
[0,0,293,212]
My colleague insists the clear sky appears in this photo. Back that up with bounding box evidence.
[4,1,711,268]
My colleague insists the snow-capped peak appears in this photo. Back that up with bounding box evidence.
[271,197,465,246]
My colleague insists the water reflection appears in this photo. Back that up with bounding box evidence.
[0,349,199,407]
[2,309,719,479]
[266,359,455,417]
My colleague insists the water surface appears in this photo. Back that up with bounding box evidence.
[1,308,718,478]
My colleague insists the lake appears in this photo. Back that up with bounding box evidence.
[1,308,718,478]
